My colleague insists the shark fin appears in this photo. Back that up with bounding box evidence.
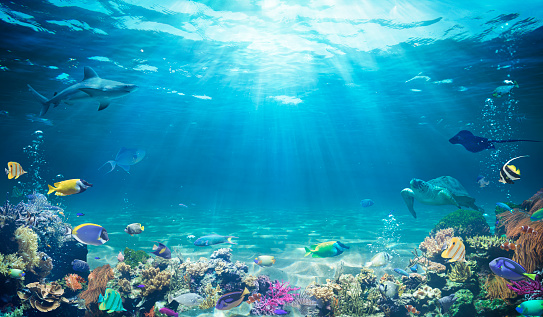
[28,85,51,116]
[83,67,99,80]
[98,100,110,111]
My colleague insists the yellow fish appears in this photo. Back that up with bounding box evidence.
[5,162,26,179]
[441,237,466,262]
[47,179,93,196]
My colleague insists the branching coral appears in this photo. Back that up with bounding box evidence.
[116,262,132,279]
[14,226,39,272]
[466,235,507,251]
[141,267,171,296]
[332,281,379,315]
[198,283,222,310]
[180,258,210,276]
[251,281,300,315]
[484,275,516,302]
[79,264,114,308]
[419,228,454,258]
[507,274,543,300]
[305,279,339,302]
[118,278,132,293]
[448,262,472,282]
[356,267,377,287]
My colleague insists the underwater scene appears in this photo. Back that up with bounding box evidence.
[1,0,543,316]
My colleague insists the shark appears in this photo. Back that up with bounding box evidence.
[28,66,137,116]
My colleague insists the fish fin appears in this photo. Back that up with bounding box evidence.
[8,173,14,180]
[47,184,55,195]
[523,273,536,280]
[304,247,312,257]
[117,164,130,173]
[312,253,322,258]
[272,258,276,264]
[141,225,144,231]
[98,100,110,111]
[168,295,173,304]
[98,294,103,303]
[99,160,116,173]
[83,67,99,80]
[227,237,237,245]
[27,84,50,116]
[514,81,519,88]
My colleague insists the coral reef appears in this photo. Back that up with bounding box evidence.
[141,266,171,296]
[198,283,221,310]
[448,262,471,282]
[433,209,490,238]
[484,275,516,302]
[356,267,377,287]
[521,188,543,214]
[116,261,132,279]
[14,226,39,272]
[419,228,454,258]
[333,281,379,315]
[79,264,114,308]
[118,278,132,293]
[17,281,68,312]
[210,248,232,262]
[286,292,318,316]
[180,257,210,277]
[124,247,150,268]
[251,280,300,315]
[64,273,85,291]
[412,285,441,300]
[507,274,543,300]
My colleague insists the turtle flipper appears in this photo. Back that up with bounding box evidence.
[438,190,460,208]
[401,188,417,218]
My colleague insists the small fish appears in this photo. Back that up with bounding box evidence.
[405,305,420,314]
[495,220,500,226]
[246,293,262,304]
[94,257,101,260]
[47,179,92,196]
[254,255,275,267]
[168,293,204,307]
[489,257,536,281]
[216,288,249,310]
[71,259,90,272]
[76,213,85,217]
[98,288,126,313]
[476,175,489,188]
[394,268,411,277]
[441,237,466,262]
[99,147,145,174]
[274,309,290,315]
[520,225,537,234]
[0,110,8,116]
[117,251,124,262]
[152,242,171,259]
[499,156,528,184]
[365,252,391,268]
[71,223,109,246]
[500,242,518,251]
[5,162,27,179]
[125,223,144,236]
[409,264,418,273]
[496,202,513,213]
[26,114,53,126]
[194,234,238,246]
[516,299,543,316]
[8,269,25,279]
[59,211,64,216]
[179,203,188,208]
[304,241,349,258]
[137,284,145,288]
[492,80,518,98]
[531,208,543,222]
[158,307,178,317]
[360,199,374,207]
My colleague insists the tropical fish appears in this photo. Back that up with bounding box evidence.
[71,223,109,246]
[11,186,23,198]
[304,241,349,258]
[254,255,275,267]
[405,305,420,314]
[194,234,238,246]
[496,202,514,213]
[47,179,93,196]
[492,80,519,98]
[521,225,537,234]
[117,252,124,262]
[168,293,204,307]
[438,294,457,313]
[516,299,543,316]
[76,213,85,217]
[531,208,543,222]
[98,288,126,313]
[152,242,171,259]
[100,147,146,174]
[500,242,518,251]
[158,307,178,317]
[360,199,374,207]
[94,257,101,260]
[365,252,391,268]
[5,162,26,179]
[441,237,466,262]
[499,156,528,184]
[489,257,536,281]
[409,264,418,273]
[246,293,261,304]
[137,284,145,288]
[476,175,489,188]
[125,223,144,236]
[0,110,8,116]
[216,288,249,310]
[449,131,539,153]
[28,66,137,116]
[9,269,25,279]
[274,309,290,315]
[394,268,411,277]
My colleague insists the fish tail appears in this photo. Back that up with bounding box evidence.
[99,160,116,173]
[304,247,312,257]
[167,294,173,304]
[27,84,50,116]
[227,237,238,244]
[141,225,144,231]
[523,273,536,280]
[513,81,519,88]
[47,184,55,195]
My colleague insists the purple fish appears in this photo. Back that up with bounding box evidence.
[489,257,536,281]
[77,213,85,217]
[137,284,145,288]
[158,307,178,317]
[274,309,290,315]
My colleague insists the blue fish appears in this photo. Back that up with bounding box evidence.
[274,309,290,315]
[394,268,411,277]
[137,284,145,288]
[496,202,513,213]
[152,242,171,259]
[77,213,85,217]
[94,257,101,260]
[409,264,418,273]
[194,234,237,246]
[360,199,374,207]
[71,259,90,272]
[489,257,536,281]
[100,147,146,174]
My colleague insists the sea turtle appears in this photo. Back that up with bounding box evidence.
[400,176,483,218]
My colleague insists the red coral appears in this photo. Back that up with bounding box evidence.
[65,274,85,291]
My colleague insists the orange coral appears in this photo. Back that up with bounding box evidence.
[79,264,114,308]
[144,306,155,317]
[484,275,516,302]
[64,274,85,291]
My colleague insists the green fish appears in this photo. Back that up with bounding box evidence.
[516,299,543,316]
[98,288,126,313]
[304,241,349,258]
[9,269,25,279]
[531,208,543,222]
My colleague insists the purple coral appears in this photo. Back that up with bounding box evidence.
[507,274,543,300]
[251,280,300,315]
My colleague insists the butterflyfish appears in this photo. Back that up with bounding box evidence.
[441,237,466,262]
[499,156,528,184]
[5,162,26,179]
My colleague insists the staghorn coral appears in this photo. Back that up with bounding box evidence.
[79,264,114,308]
[17,281,68,312]
[466,235,507,251]
[447,261,471,282]
[484,275,516,302]
[141,266,171,296]
[14,226,39,272]
[198,283,221,310]
[64,274,85,291]
[419,228,454,258]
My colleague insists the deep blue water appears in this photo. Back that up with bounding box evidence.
[1,0,542,274]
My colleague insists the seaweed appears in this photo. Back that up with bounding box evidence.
[123,247,150,268]
[433,209,490,238]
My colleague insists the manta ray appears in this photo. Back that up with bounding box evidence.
[449,130,540,153]
[28,66,137,116]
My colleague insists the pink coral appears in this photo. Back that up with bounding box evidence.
[250,281,300,315]
[419,228,454,258]
[507,275,543,300]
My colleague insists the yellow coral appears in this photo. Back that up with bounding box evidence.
[14,227,39,271]
[199,284,222,310]
[242,274,258,288]
[305,280,339,302]
[118,278,132,293]
[448,261,471,282]
[141,267,171,296]
[116,262,132,278]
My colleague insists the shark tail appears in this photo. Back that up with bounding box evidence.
[99,160,116,174]
[27,85,50,116]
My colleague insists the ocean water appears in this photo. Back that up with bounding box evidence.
[1,0,543,295]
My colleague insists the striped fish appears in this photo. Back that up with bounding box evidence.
[98,288,126,313]
[5,162,26,179]
[499,155,528,184]
[441,237,466,262]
